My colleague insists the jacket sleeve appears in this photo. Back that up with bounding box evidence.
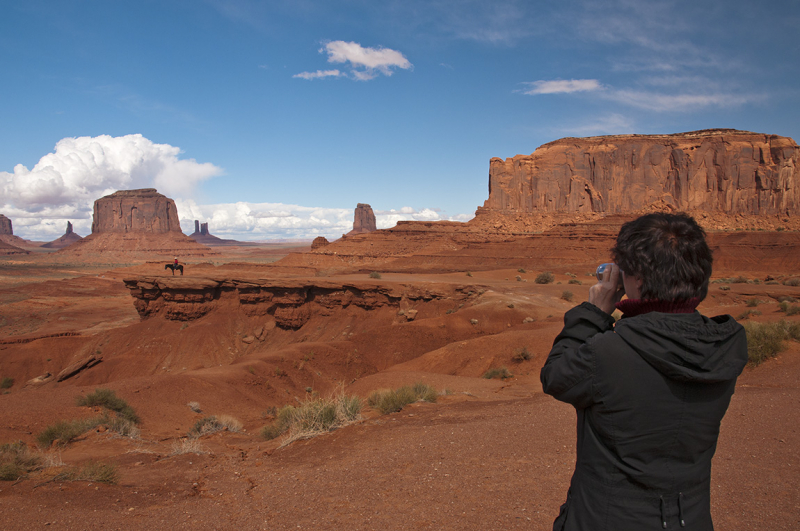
[540,302,615,409]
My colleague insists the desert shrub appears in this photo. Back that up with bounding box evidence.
[0,441,42,481]
[76,389,139,424]
[0,377,13,389]
[517,268,526,273]
[515,275,522,282]
[731,276,749,284]
[568,279,582,285]
[736,309,762,320]
[778,301,800,315]
[561,290,574,302]
[512,348,531,362]
[368,383,437,415]
[766,281,780,285]
[369,271,382,279]
[187,401,202,413]
[466,271,473,277]
[170,438,206,455]
[216,414,243,433]
[188,416,224,438]
[746,298,761,307]
[744,321,789,366]
[535,272,555,284]
[36,417,102,448]
[483,367,513,380]
[719,286,730,291]
[102,415,140,438]
[777,296,797,303]
[783,277,800,286]
[275,392,363,446]
[566,272,577,278]
[53,462,118,484]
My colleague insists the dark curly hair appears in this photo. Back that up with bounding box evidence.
[611,213,712,301]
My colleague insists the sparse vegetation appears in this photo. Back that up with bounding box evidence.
[517,268,526,273]
[36,417,102,448]
[737,309,762,320]
[483,367,513,380]
[777,296,797,303]
[0,441,42,481]
[535,272,555,284]
[466,271,473,277]
[561,290,574,302]
[515,275,522,282]
[512,347,532,362]
[0,377,13,389]
[187,401,202,413]
[76,388,139,424]
[367,383,437,415]
[188,414,242,437]
[568,279,582,285]
[746,298,761,307]
[784,277,800,286]
[743,320,800,366]
[719,286,730,291]
[264,392,363,446]
[369,271,382,279]
[170,438,206,455]
[731,276,749,284]
[53,462,118,484]
[778,301,800,316]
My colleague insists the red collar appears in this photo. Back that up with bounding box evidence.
[615,297,700,317]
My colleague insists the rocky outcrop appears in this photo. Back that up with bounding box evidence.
[42,221,83,249]
[347,203,377,235]
[188,220,248,246]
[311,236,330,250]
[124,276,476,327]
[479,130,800,217]
[0,214,12,235]
[91,189,182,234]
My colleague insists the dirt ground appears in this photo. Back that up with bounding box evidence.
[0,236,798,530]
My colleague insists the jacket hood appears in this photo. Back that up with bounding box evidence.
[614,312,748,383]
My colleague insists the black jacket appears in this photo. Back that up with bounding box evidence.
[540,302,748,531]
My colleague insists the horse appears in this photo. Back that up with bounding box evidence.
[165,263,184,276]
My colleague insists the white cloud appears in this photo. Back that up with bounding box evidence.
[602,89,756,112]
[296,41,412,81]
[559,113,635,136]
[523,79,603,95]
[175,201,472,241]
[1,134,223,240]
[293,69,342,80]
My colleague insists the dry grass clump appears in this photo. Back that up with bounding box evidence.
[483,367,513,380]
[512,347,532,362]
[746,298,761,307]
[744,320,800,366]
[0,377,13,390]
[535,272,555,284]
[36,417,103,448]
[262,392,363,446]
[0,441,43,481]
[53,462,118,484]
[187,401,202,413]
[737,309,762,320]
[568,279,582,285]
[369,271,382,279]
[561,290,574,302]
[783,277,800,286]
[170,438,206,455]
[187,415,242,438]
[76,388,139,424]
[367,383,437,415]
[778,301,800,316]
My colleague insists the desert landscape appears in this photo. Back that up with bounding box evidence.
[1,130,799,530]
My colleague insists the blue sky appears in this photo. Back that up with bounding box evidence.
[2,0,799,241]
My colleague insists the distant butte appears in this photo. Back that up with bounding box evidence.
[60,189,215,260]
[41,221,83,249]
[0,213,33,252]
[345,203,377,236]
[188,220,252,246]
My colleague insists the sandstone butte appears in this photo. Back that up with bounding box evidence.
[346,203,377,236]
[478,129,799,218]
[0,213,33,253]
[188,219,246,246]
[41,221,83,249]
[60,188,215,259]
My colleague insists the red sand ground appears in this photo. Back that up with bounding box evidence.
[0,231,798,530]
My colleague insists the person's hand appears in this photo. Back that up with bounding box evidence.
[589,263,625,315]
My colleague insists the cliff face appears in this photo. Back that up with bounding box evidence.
[349,203,377,234]
[480,130,799,216]
[0,214,13,235]
[91,189,182,234]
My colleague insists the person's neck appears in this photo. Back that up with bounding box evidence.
[615,297,700,317]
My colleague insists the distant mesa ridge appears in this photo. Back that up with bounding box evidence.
[0,214,31,254]
[188,220,249,246]
[478,129,800,217]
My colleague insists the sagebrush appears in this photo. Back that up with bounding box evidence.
[367,383,437,415]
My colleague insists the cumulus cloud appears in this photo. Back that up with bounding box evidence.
[175,201,472,241]
[1,134,223,240]
[523,79,603,95]
[296,41,412,81]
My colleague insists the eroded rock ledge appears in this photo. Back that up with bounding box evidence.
[124,276,477,328]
